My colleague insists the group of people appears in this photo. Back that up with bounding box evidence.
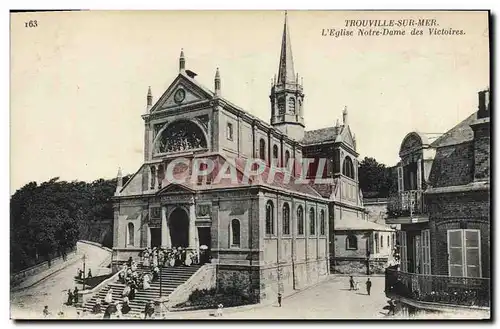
[66,286,80,306]
[76,267,92,280]
[348,276,372,295]
[140,246,199,268]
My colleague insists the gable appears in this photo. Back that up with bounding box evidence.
[150,73,214,113]
[336,125,355,150]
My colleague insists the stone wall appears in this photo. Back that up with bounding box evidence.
[332,258,387,275]
[167,264,217,307]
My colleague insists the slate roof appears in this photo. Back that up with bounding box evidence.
[430,112,477,148]
[302,126,340,145]
[156,153,324,200]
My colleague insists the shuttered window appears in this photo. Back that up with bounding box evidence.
[447,229,481,278]
[421,229,431,274]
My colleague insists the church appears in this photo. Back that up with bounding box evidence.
[112,13,371,302]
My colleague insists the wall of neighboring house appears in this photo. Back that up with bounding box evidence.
[333,229,394,275]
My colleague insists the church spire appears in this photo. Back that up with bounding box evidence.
[277,11,295,85]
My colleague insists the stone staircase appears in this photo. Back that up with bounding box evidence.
[80,264,201,317]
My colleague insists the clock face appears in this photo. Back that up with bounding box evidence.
[174,88,186,104]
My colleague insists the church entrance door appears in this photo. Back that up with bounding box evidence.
[169,207,189,248]
[150,228,161,249]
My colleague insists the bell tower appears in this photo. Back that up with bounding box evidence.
[270,12,305,141]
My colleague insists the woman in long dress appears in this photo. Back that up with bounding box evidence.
[143,274,151,290]
[104,288,113,304]
[122,284,130,298]
[143,249,150,267]
[185,252,192,266]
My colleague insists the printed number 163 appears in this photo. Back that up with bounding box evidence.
[25,20,38,28]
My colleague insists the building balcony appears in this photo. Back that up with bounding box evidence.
[385,268,490,310]
[386,190,428,223]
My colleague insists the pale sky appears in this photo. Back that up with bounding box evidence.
[10,10,489,195]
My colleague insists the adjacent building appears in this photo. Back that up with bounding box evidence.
[386,89,491,316]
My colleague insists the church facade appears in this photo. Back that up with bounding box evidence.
[112,13,373,302]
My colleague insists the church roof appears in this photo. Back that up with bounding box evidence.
[154,153,324,200]
[302,126,340,145]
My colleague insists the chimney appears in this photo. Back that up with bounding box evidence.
[470,88,491,181]
[478,88,490,119]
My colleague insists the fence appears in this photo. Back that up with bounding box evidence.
[385,268,490,308]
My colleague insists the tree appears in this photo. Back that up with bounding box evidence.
[10,174,128,272]
[358,157,396,198]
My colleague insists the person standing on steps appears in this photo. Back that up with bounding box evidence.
[366,278,372,296]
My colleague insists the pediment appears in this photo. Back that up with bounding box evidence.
[151,73,214,113]
[157,182,195,195]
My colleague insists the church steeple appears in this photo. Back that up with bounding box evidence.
[277,11,295,85]
[270,11,305,141]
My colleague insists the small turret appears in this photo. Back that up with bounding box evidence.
[115,167,123,196]
[179,49,185,72]
[343,106,348,125]
[214,67,221,97]
[146,86,152,112]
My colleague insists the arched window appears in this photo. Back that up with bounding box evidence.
[127,222,134,246]
[320,210,326,236]
[380,234,384,248]
[157,120,207,153]
[346,235,357,250]
[265,201,274,235]
[285,150,290,167]
[273,145,279,167]
[387,235,390,249]
[342,156,355,179]
[309,208,316,235]
[231,219,240,247]
[283,203,290,235]
[297,206,304,235]
[259,139,266,161]
[374,233,379,253]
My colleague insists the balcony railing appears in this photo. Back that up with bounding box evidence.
[387,190,427,218]
[385,268,490,308]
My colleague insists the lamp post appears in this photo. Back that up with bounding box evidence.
[82,253,87,290]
